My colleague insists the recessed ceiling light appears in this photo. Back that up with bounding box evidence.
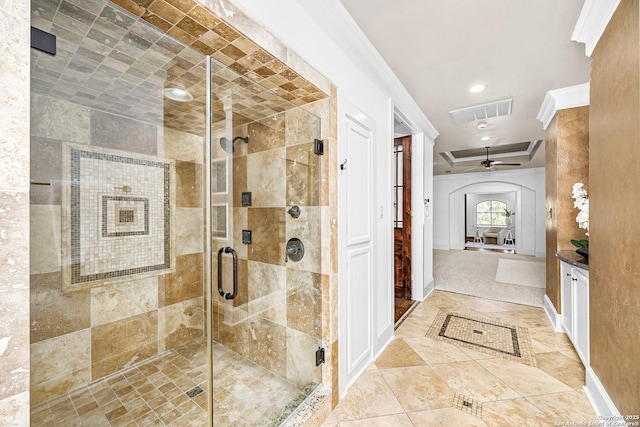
[477,121,488,129]
[481,136,491,141]
[469,84,486,94]
[163,87,193,102]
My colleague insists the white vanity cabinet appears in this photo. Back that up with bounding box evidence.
[560,261,574,340]
[559,260,590,366]
[572,267,589,365]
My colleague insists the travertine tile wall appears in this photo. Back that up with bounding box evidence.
[30,0,327,139]
[0,1,31,424]
[211,104,326,389]
[110,0,327,106]
[29,93,205,406]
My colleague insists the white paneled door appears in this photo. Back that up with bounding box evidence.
[339,100,375,395]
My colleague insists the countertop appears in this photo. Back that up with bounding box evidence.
[556,250,589,271]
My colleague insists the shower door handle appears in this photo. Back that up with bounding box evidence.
[217,247,238,300]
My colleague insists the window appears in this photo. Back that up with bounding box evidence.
[393,142,404,228]
[476,200,507,226]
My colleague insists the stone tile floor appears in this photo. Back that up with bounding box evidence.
[31,338,305,426]
[322,290,597,427]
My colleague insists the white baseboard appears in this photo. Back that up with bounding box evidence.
[423,278,434,299]
[543,294,563,332]
[535,250,546,258]
[584,366,621,418]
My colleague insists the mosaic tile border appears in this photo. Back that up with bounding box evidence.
[62,144,175,291]
[426,310,537,367]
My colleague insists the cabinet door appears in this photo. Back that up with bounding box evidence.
[560,261,573,339]
[573,268,590,366]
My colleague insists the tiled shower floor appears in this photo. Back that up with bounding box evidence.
[31,338,308,426]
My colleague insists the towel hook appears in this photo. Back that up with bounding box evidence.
[340,159,347,170]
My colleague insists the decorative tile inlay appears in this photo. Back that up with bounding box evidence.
[452,393,482,418]
[62,144,175,290]
[426,311,537,366]
[102,195,149,237]
[440,313,521,357]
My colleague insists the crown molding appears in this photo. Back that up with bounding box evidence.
[537,83,590,130]
[296,0,439,143]
[433,166,545,182]
[571,0,621,57]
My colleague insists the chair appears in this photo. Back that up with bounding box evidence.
[473,227,483,244]
[483,227,506,245]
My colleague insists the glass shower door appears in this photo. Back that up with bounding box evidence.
[30,0,324,424]
[29,2,211,425]
[207,59,323,425]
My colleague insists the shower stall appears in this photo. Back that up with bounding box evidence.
[29,1,325,425]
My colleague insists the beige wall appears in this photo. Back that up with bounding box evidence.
[589,0,640,414]
[545,115,559,309]
[545,107,590,312]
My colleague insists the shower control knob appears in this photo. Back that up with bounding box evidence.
[285,238,304,262]
[287,205,301,218]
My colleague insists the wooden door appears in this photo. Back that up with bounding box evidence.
[394,136,411,300]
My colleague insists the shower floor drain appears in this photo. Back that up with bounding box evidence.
[186,386,204,398]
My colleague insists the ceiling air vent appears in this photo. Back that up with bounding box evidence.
[449,98,513,124]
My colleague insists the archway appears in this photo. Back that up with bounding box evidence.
[448,181,537,256]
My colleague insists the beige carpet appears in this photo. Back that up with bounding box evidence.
[434,250,546,307]
[494,258,545,288]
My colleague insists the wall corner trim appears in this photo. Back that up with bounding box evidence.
[537,83,590,130]
[543,294,563,332]
[571,0,622,57]
[584,367,622,418]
